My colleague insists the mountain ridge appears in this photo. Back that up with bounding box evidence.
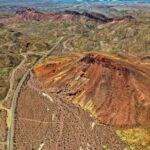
[13,7,134,23]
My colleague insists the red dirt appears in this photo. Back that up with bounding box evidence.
[14,84,126,150]
[33,53,150,127]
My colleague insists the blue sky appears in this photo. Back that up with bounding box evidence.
[1,0,150,3]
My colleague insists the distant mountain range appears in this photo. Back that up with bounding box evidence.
[0,0,150,17]
[1,0,150,6]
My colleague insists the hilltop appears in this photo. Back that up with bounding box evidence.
[33,53,150,127]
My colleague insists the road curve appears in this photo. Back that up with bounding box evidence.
[7,37,64,150]
[4,54,27,103]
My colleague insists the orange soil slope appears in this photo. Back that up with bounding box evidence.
[33,53,150,127]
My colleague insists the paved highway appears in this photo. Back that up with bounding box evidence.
[7,37,64,150]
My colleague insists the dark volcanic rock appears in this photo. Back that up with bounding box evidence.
[63,10,113,23]
[82,11,113,22]
[140,55,150,61]
[16,7,38,15]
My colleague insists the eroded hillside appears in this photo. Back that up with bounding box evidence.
[33,53,150,127]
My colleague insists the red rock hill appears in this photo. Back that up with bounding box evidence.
[33,53,150,127]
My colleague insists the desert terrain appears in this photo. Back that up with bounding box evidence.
[0,4,150,150]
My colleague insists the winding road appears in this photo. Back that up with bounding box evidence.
[4,54,27,104]
[7,37,64,150]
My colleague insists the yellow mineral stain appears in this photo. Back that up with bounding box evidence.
[73,97,96,119]
[84,100,93,110]
[116,128,150,147]
[78,100,84,108]
[6,109,11,129]
[138,92,145,105]
[79,146,83,150]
